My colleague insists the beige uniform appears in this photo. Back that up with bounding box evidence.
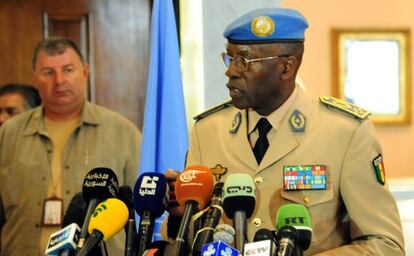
[186,87,404,255]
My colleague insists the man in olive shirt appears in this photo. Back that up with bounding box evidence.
[0,37,141,255]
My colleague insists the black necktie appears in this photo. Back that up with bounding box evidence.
[253,118,272,164]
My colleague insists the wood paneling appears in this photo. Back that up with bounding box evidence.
[0,0,150,128]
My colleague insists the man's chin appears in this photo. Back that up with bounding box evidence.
[230,98,249,110]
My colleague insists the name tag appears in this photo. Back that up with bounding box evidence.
[283,165,327,191]
[41,197,63,226]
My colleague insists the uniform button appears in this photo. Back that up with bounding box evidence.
[303,196,311,204]
[47,149,52,154]
[38,202,42,206]
[252,218,262,227]
[64,165,70,170]
[35,223,40,228]
[42,176,46,181]
[65,190,71,195]
[254,176,263,184]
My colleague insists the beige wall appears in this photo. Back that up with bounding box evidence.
[283,0,414,178]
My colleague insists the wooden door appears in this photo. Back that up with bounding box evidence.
[0,0,150,128]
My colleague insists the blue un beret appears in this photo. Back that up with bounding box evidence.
[224,8,309,44]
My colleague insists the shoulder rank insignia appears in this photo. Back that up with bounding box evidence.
[372,154,386,185]
[289,109,306,132]
[319,96,371,120]
[229,112,242,134]
[193,100,233,121]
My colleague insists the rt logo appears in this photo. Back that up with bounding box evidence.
[285,216,306,225]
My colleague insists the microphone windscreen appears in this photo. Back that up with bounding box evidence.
[175,165,214,209]
[253,228,274,242]
[62,192,86,228]
[275,203,312,250]
[133,172,169,218]
[88,198,128,241]
[118,185,133,208]
[222,173,256,218]
[213,223,235,245]
[82,167,119,202]
[45,223,81,255]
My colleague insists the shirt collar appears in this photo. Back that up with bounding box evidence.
[23,101,100,136]
[248,85,298,134]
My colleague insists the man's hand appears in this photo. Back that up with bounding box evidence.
[164,169,185,216]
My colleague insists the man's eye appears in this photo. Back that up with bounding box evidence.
[64,68,74,74]
[42,70,54,76]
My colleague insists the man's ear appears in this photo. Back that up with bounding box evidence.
[281,56,298,80]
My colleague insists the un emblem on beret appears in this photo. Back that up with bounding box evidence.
[251,16,275,37]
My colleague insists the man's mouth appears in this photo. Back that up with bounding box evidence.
[227,85,243,98]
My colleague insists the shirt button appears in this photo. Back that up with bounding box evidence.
[303,196,311,204]
[35,223,40,228]
[64,165,70,170]
[252,218,262,227]
[254,176,264,184]
[65,190,71,195]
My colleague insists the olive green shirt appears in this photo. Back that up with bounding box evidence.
[0,101,141,256]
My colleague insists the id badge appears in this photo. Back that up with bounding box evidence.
[41,197,63,226]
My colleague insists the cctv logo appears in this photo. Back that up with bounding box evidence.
[244,247,268,255]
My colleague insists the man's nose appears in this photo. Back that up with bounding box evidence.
[225,60,243,79]
[54,70,66,84]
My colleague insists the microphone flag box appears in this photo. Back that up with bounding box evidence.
[201,241,239,256]
[45,223,80,255]
[243,240,273,256]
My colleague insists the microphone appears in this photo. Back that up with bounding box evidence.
[45,223,81,256]
[164,165,214,256]
[133,172,169,256]
[275,204,312,256]
[243,229,275,256]
[118,185,137,256]
[63,192,87,228]
[222,173,256,253]
[200,224,238,256]
[77,198,129,256]
[76,167,119,252]
[48,192,85,256]
[200,240,239,256]
[192,182,224,255]
[213,223,235,245]
[142,240,170,256]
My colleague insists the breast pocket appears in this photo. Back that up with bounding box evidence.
[0,162,46,214]
[280,184,335,207]
[279,184,342,245]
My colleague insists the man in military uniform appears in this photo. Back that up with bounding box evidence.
[165,8,404,255]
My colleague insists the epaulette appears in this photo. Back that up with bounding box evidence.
[319,96,371,120]
[193,100,233,121]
